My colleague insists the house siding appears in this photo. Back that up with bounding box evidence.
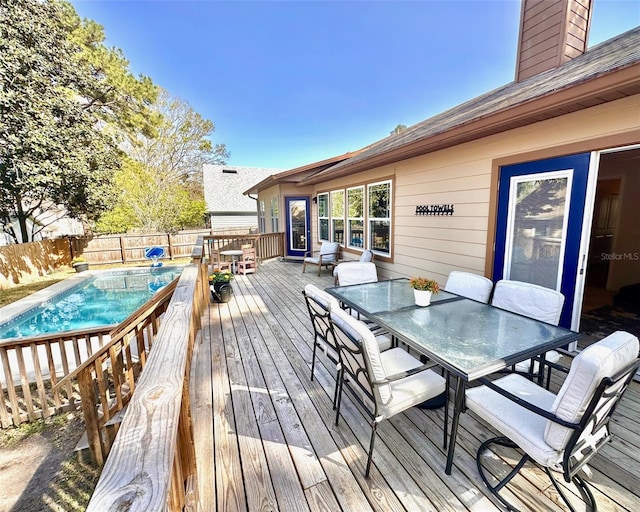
[309,94,639,287]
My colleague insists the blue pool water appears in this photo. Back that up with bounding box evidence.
[0,267,183,341]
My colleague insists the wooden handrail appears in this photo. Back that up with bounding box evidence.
[53,279,177,391]
[86,263,204,510]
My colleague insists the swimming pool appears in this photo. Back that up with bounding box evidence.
[0,266,184,341]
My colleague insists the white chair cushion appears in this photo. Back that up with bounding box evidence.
[492,280,564,325]
[337,262,378,286]
[381,368,446,419]
[330,307,445,416]
[304,283,339,310]
[359,250,374,262]
[445,271,493,303]
[320,241,340,261]
[545,331,639,450]
[466,373,562,467]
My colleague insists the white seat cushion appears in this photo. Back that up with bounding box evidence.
[445,271,493,303]
[304,283,339,309]
[466,373,562,467]
[545,331,639,450]
[337,262,378,286]
[492,280,564,325]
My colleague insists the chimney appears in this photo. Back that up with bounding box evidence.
[515,0,593,82]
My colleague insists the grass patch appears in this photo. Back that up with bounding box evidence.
[0,270,74,307]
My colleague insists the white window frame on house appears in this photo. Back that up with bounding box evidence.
[330,190,345,245]
[317,192,329,242]
[347,186,365,250]
[258,200,266,233]
[270,196,279,232]
[367,180,392,257]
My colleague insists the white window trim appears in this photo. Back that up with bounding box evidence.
[317,192,329,242]
[367,180,392,257]
[347,185,365,251]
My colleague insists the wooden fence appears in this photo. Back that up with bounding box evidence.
[0,238,71,290]
[70,230,211,265]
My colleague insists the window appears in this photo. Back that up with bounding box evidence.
[347,186,364,249]
[318,193,329,241]
[368,181,391,256]
[258,200,266,233]
[270,197,279,232]
[331,190,345,244]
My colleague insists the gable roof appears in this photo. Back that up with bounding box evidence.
[243,149,365,195]
[203,165,282,212]
[304,26,640,184]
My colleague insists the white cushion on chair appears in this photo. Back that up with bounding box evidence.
[492,280,564,325]
[545,331,639,450]
[336,262,378,286]
[466,373,562,467]
[359,250,374,262]
[304,283,340,309]
[514,351,561,373]
[445,271,493,303]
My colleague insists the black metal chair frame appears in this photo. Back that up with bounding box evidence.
[331,318,449,478]
[302,289,341,409]
[475,356,640,512]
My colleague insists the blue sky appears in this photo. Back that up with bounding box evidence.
[70,0,639,171]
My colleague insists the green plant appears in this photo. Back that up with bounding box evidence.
[409,277,440,293]
[209,270,233,284]
[71,256,87,265]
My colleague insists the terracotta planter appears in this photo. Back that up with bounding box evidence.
[413,289,432,307]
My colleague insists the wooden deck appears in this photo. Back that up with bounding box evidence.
[191,259,640,512]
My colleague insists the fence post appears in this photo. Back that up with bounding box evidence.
[168,233,174,260]
[78,368,104,465]
[119,236,127,264]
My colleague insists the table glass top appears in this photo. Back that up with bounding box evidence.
[327,279,579,380]
[327,278,458,314]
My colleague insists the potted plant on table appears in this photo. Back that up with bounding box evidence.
[409,276,440,306]
[71,256,89,273]
[209,269,234,303]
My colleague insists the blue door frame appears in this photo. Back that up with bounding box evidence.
[285,196,311,258]
[493,153,591,328]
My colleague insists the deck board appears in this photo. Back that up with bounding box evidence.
[193,259,640,512]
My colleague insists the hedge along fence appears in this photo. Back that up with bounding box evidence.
[0,238,71,290]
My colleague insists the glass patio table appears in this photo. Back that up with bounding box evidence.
[326,278,581,475]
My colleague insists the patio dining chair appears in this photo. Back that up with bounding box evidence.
[237,247,257,275]
[491,279,564,386]
[333,249,374,284]
[330,306,448,477]
[209,249,231,272]
[444,271,493,303]
[466,331,639,512]
[302,284,392,409]
[335,262,378,286]
[303,241,340,276]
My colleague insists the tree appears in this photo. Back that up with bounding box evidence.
[390,124,407,135]
[96,90,228,233]
[0,0,157,243]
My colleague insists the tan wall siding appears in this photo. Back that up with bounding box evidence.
[312,95,639,287]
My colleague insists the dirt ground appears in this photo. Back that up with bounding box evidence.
[0,413,100,512]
